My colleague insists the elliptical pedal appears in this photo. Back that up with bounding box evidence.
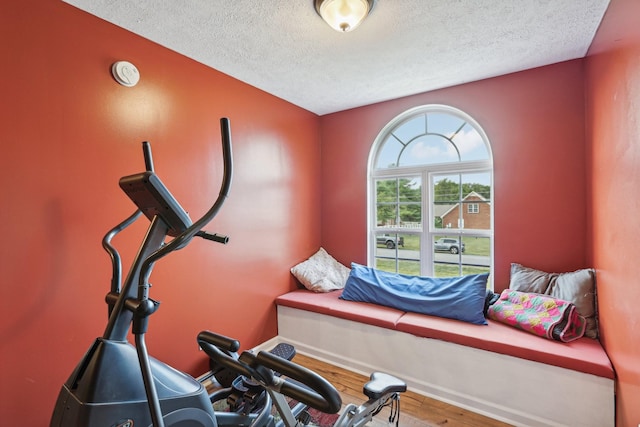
[269,342,296,362]
[226,342,297,413]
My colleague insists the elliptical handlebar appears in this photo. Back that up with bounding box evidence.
[197,331,268,384]
[102,210,142,290]
[197,330,240,353]
[136,117,233,300]
[142,140,155,172]
[195,231,229,244]
[254,350,343,415]
[198,331,342,415]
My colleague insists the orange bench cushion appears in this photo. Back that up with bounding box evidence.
[275,289,613,379]
[276,289,404,329]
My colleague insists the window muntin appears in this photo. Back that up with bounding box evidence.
[369,105,493,283]
[432,172,491,231]
[374,232,418,275]
[375,177,422,228]
[374,109,490,169]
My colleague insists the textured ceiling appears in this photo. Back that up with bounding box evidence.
[62,0,610,116]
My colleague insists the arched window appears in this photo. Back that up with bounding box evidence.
[368,105,493,282]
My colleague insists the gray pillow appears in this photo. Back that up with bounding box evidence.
[509,263,598,339]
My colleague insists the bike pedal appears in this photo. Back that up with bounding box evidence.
[269,342,296,361]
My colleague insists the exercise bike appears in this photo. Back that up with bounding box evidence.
[50,118,254,427]
[198,331,407,427]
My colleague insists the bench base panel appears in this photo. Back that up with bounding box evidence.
[271,306,614,427]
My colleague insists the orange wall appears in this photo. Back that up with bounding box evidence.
[0,1,320,425]
[320,60,588,289]
[585,0,640,424]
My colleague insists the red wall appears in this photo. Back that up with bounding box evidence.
[0,1,321,425]
[3,0,639,426]
[320,60,588,289]
[585,0,640,424]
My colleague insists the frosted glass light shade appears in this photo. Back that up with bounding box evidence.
[315,0,373,32]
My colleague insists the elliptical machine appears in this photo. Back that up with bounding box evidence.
[50,118,238,427]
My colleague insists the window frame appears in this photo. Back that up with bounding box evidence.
[367,104,494,285]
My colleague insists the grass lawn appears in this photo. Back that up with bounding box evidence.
[375,259,489,277]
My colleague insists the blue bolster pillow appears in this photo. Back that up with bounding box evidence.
[340,263,489,325]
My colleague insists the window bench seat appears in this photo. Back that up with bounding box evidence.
[271,289,614,427]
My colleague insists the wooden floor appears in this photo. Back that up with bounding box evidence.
[292,353,513,427]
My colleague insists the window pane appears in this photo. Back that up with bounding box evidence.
[433,174,461,230]
[393,114,425,143]
[375,135,403,169]
[461,172,491,231]
[463,236,491,258]
[433,172,491,231]
[461,172,491,201]
[452,123,490,161]
[426,112,465,137]
[460,236,491,277]
[399,176,422,228]
[432,234,463,277]
[401,134,457,166]
[376,179,397,202]
[376,177,422,228]
[374,233,419,275]
[432,235,491,278]
[434,174,461,203]
[375,179,397,227]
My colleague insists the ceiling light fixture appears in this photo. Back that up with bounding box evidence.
[314,0,376,33]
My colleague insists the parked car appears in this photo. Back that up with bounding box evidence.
[434,238,465,254]
[377,234,404,249]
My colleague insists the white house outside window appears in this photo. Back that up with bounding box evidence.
[368,105,493,282]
